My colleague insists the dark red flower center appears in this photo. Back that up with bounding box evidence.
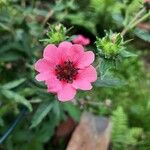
[55,60,79,83]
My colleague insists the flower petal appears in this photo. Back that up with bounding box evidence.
[35,71,51,81]
[58,41,72,51]
[70,44,84,58]
[76,51,95,69]
[58,42,85,64]
[72,79,92,90]
[56,41,73,64]
[57,84,76,101]
[34,59,52,72]
[70,44,84,54]
[65,44,84,63]
[77,65,97,82]
[43,44,59,64]
[46,76,62,93]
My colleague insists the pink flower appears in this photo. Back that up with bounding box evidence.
[72,35,90,46]
[144,0,150,2]
[34,41,97,102]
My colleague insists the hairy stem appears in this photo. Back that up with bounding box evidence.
[121,8,150,36]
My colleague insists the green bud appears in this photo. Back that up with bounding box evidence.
[40,24,69,45]
[96,31,124,59]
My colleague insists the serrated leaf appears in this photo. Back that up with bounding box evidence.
[127,128,143,145]
[95,77,125,87]
[120,50,137,58]
[115,33,122,45]
[30,101,53,128]
[2,78,26,90]
[100,59,115,79]
[1,89,32,111]
[62,102,81,122]
[36,117,59,143]
[134,28,150,42]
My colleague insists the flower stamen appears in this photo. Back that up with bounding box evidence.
[55,60,79,83]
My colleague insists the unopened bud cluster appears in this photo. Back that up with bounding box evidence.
[96,32,124,59]
[41,24,68,45]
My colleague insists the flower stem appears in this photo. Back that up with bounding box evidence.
[42,10,54,27]
[128,8,145,27]
[129,12,150,29]
[121,8,150,36]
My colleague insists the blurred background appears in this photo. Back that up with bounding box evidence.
[0,0,150,150]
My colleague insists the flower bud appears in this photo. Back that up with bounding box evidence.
[96,32,124,59]
[41,24,68,45]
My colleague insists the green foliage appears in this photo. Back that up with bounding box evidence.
[62,102,81,122]
[81,55,150,149]
[95,31,137,88]
[90,0,124,29]
[30,101,53,128]
[120,50,137,58]
[134,27,150,42]
[112,106,143,150]
[123,0,143,26]
[1,78,26,90]
[0,89,32,112]
[95,76,125,88]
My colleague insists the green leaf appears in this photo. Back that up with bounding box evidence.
[0,117,4,126]
[100,59,115,79]
[1,89,32,111]
[126,128,143,145]
[2,78,26,90]
[36,117,59,143]
[0,51,21,62]
[0,22,11,32]
[30,101,53,128]
[115,33,122,45]
[95,77,125,87]
[134,28,150,42]
[0,42,23,54]
[120,50,137,58]
[62,102,81,122]
[52,100,61,119]
[112,106,128,149]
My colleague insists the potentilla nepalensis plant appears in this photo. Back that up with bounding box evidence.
[1,1,150,147]
[35,42,97,101]
[34,24,138,101]
[35,19,150,103]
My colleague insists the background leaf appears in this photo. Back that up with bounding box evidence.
[95,77,125,87]
[2,78,26,90]
[1,89,32,111]
[120,50,137,58]
[30,101,53,128]
[100,59,115,78]
[134,28,150,42]
[62,102,81,121]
